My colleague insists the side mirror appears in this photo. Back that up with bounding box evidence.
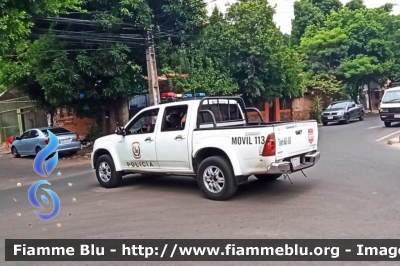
[115,126,125,135]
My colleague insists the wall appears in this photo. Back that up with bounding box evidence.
[280,110,292,121]
[53,109,97,138]
[22,107,48,130]
[292,96,313,120]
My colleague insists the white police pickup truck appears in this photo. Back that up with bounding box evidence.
[91,93,320,200]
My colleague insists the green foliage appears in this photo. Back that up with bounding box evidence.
[159,1,304,102]
[299,4,397,101]
[0,0,83,56]
[290,0,330,47]
[344,0,366,10]
[311,0,343,16]
[310,95,324,123]
[85,125,102,141]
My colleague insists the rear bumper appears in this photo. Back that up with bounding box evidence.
[267,151,320,174]
[380,113,400,122]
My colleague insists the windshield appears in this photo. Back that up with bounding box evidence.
[327,102,347,109]
[382,91,400,103]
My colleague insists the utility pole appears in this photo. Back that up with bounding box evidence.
[145,29,160,106]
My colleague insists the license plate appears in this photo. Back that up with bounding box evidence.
[60,139,71,144]
[395,114,400,118]
[291,157,301,168]
[328,116,333,120]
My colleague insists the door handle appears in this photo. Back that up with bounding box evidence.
[175,135,186,140]
[145,137,153,142]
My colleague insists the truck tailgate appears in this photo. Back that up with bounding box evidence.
[273,121,318,160]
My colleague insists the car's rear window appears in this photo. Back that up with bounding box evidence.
[41,127,70,136]
[199,103,244,124]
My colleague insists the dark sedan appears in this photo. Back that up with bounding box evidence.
[321,100,364,126]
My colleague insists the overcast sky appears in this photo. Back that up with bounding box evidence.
[206,0,400,34]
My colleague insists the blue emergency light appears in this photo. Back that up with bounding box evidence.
[194,93,206,98]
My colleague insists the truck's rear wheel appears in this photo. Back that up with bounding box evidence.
[95,154,122,188]
[254,174,282,182]
[197,156,238,201]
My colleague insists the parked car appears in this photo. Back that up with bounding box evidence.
[11,126,81,158]
[379,86,400,127]
[91,93,321,201]
[321,100,364,126]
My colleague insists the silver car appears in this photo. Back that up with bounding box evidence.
[11,127,81,158]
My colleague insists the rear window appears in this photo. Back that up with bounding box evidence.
[41,127,70,136]
[199,103,243,123]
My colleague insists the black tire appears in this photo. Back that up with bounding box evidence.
[197,156,238,201]
[322,122,328,126]
[385,122,391,127]
[359,112,364,121]
[69,150,78,155]
[11,146,20,158]
[344,114,350,124]
[95,154,122,188]
[35,146,41,155]
[254,174,282,182]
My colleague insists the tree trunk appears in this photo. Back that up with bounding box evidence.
[102,108,107,136]
[108,97,129,135]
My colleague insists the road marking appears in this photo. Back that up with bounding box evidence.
[375,130,400,141]
[367,125,383,129]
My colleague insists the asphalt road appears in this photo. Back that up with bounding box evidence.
[1,114,400,266]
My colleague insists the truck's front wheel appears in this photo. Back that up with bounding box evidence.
[197,156,238,201]
[95,154,122,188]
[254,174,282,182]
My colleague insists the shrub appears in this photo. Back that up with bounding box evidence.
[85,125,102,142]
[310,95,323,123]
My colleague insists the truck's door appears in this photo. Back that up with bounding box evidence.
[116,108,160,170]
[273,121,318,161]
[155,104,191,170]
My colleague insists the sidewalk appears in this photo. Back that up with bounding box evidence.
[365,110,379,115]
[0,145,11,155]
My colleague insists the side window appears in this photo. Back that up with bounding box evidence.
[29,130,39,138]
[125,108,159,135]
[20,131,30,139]
[161,105,188,132]
[199,104,243,124]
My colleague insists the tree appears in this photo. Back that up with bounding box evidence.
[290,0,343,47]
[338,55,387,100]
[225,0,304,103]
[0,0,82,67]
[290,0,325,47]
[1,0,208,134]
[300,5,395,102]
[311,0,342,16]
[158,6,238,96]
[344,0,366,11]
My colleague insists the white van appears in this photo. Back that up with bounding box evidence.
[379,86,400,127]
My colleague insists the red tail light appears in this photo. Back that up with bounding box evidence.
[76,134,80,141]
[262,133,276,156]
[45,138,49,144]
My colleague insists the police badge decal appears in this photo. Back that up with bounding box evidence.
[132,142,141,159]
